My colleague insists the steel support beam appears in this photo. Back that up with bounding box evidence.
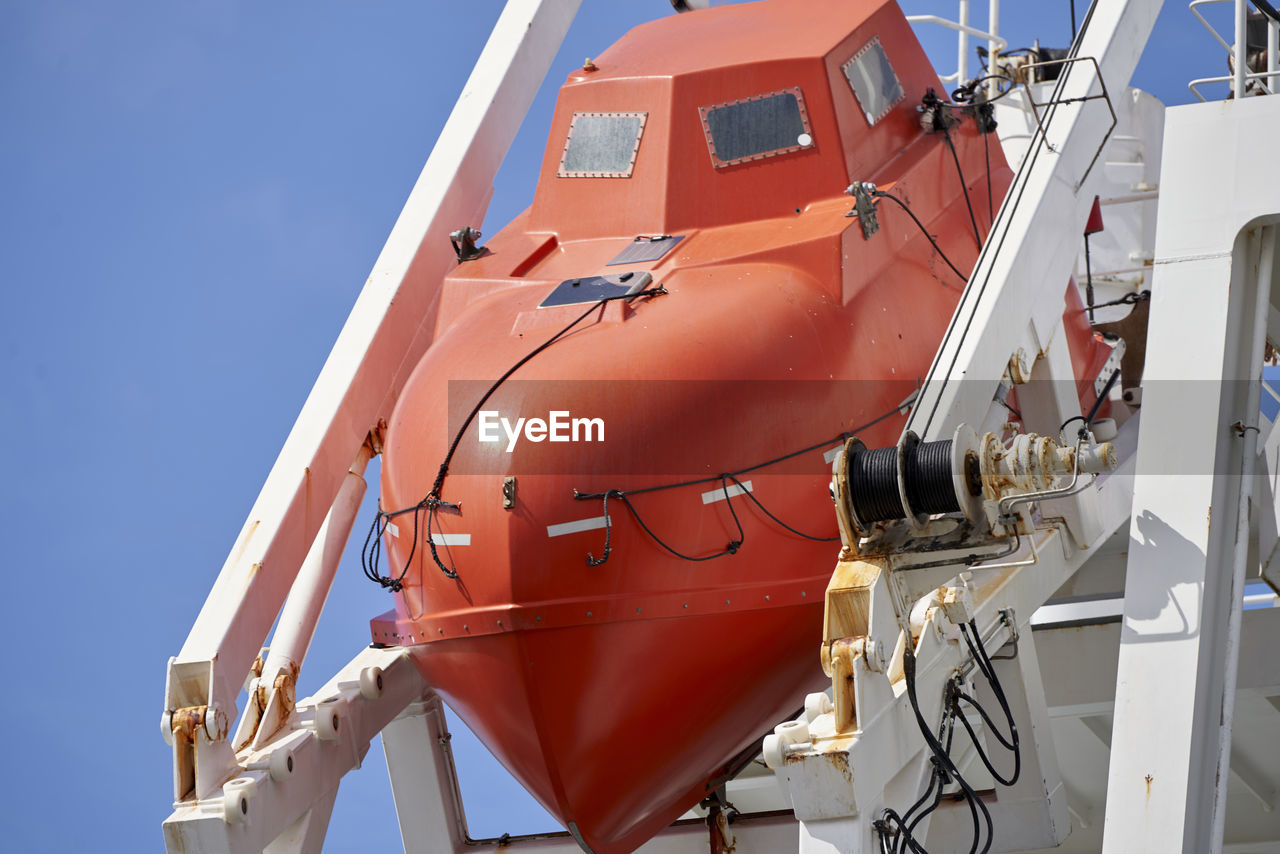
[1102,96,1280,854]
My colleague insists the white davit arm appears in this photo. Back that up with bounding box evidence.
[161,0,584,847]
[904,0,1164,442]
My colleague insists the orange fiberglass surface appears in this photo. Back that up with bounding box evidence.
[368,1,1107,851]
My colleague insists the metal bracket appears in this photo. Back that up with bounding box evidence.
[1019,56,1118,192]
[450,226,488,262]
[845,182,880,239]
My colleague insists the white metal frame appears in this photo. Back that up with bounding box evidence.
[161,1,584,850]
[1101,93,1280,853]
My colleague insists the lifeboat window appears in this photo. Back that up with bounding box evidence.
[699,88,814,168]
[843,36,905,126]
[557,112,647,178]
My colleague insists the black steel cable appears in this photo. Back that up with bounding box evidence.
[849,444,906,522]
[905,439,960,515]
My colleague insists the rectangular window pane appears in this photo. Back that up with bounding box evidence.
[558,112,647,178]
[699,88,813,168]
[843,37,905,126]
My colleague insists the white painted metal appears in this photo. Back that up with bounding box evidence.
[162,0,586,811]
[1101,94,1280,854]
[904,0,1164,444]
[1213,225,1277,847]
[987,0,1000,98]
[1270,14,1279,89]
[162,647,428,854]
[778,434,1136,853]
[1236,0,1250,96]
[263,445,373,687]
[1188,0,1278,100]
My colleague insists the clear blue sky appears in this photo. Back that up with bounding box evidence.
[0,1,1232,850]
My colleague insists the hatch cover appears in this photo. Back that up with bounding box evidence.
[538,272,653,308]
[606,235,684,266]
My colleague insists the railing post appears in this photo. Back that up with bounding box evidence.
[1235,0,1249,95]
[1269,13,1279,90]
[988,0,1001,98]
[958,0,971,84]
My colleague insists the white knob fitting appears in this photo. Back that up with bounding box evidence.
[222,777,256,825]
[314,698,346,741]
[804,692,833,723]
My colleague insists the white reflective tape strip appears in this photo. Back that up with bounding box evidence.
[701,480,753,504]
[546,516,610,538]
[429,533,471,546]
[386,522,399,538]
[823,445,843,464]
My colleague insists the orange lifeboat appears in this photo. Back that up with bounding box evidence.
[368,1,1108,851]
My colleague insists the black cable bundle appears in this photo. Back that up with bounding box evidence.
[360,285,666,588]
[874,620,1022,854]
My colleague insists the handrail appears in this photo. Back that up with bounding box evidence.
[1187,0,1280,99]
[904,14,1007,51]
[906,0,1005,97]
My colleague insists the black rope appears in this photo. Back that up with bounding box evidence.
[361,285,667,587]
[586,490,616,567]
[613,479,744,562]
[942,127,983,247]
[1083,231,1096,322]
[575,402,905,502]
[575,402,907,565]
[725,473,840,542]
[983,130,994,224]
[871,190,970,283]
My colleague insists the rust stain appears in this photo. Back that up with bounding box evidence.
[824,750,854,784]
[1145,774,1154,806]
[304,466,313,528]
[230,520,261,567]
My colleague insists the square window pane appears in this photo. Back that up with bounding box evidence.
[843,37,905,126]
[699,88,814,167]
[558,112,647,178]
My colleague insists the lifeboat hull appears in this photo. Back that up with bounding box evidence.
[365,1,1062,850]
